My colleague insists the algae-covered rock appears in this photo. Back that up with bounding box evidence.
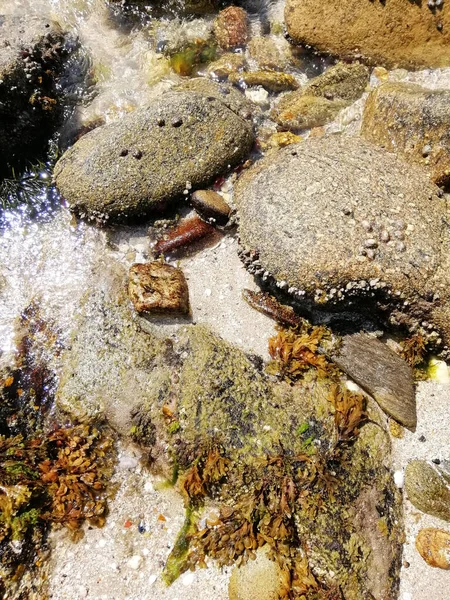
[272,62,369,130]
[405,460,450,522]
[54,91,254,222]
[361,82,450,186]
[235,135,450,354]
[285,0,450,70]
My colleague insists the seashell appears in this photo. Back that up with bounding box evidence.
[405,460,450,522]
[416,528,450,569]
[332,333,416,429]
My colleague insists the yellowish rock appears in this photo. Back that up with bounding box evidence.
[228,547,283,600]
[229,70,299,93]
[416,528,450,570]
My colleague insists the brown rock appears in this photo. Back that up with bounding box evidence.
[416,528,450,569]
[285,0,450,70]
[206,52,246,80]
[273,95,347,130]
[361,82,450,186]
[247,36,287,71]
[213,6,248,50]
[190,190,231,225]
[128,262,189,315]
[229,70,299,93]
[332,333,416,430]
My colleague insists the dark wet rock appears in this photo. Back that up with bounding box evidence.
[174,77,254,118]
[272,62,369,130]
[54,91,254,222]
[332,333,416,429]
[362,82,450,187]
[229,70,299,93]
[405,460,450,522]
[285,0,450,70]
[190,189,231,225]
[416,528,450,569]
[0,16,76,168]
[128,262,190,315]
[213,6,249,50]
[247,36,288,71]
[235,135,450,354]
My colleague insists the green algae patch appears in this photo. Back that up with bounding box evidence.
[163,505,197,585]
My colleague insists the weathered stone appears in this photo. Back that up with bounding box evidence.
[405,460,450,522]
[332,333,416,429]
[128,262,190,315]
[54,91,254,222]
[174,77,254,118]
[416,528,450,569]
[0,16,76,167]
[206,52,246,80]
[361,82,450,186]
[284,0,450,70]
[234,135,450,353]
[228,547,283,600]
[247,36,287,71]
[229,70,299,93]
[272,62,369,130]
[190,189,231,225]
[213,7,248,50]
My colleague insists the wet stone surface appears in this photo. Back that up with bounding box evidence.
[128,262,190,315]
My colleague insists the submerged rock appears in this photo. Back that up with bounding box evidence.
[416,528,450,570]
[284,0,450,70]
[247,36,288,72]
[229,71,299,93]
[128,262,190,315]
[332,333,416,429]
[206,52,246,80]
[0,16,76,168]
[272,62,369,130]
[362,82,450,187]
[54,91,254,222]
[405,460,450,522]
[234,135,450,353]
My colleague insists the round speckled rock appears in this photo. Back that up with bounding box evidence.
[54,91,254,222]
[228,547,283,600]
[235,135,450,350]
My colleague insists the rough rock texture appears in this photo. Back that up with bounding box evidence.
[416,528,450,570]
[247,36,288,71]
[405,460,450,522]
[284,0,450,70]
[229,70,299,93]
[54,91,254,222]
[128,262,190,315]
[228,547,282,600]
[174,78,254,118]
[213,6,248,50]
[0,16,75,167]
[272,62,369,130]
[235,135,450,353]
[332,333,416,429]
[361,82,450,186]
[206,52,246,80]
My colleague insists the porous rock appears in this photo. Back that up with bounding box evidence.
[405,460,450,522]
[228,547,282,600]
[213,6,248,50]
[128,262,190,315]
[247,36,288,71]
[235,135,450,352]
[285,0,450,70]
[229,70,299,93]
[361,81,450,186]
[272,62,369,130]
[54,91,254,222]
[174,77,254,118]
[0,16,75,167]
[416,528,450,570]
[332,333,416,429]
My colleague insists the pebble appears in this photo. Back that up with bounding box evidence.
[245,87,269,109]
[128,262,190,315]
[394,470,404,489]
[213,6,249,50]
[127,555,142,570]
[416,528,450,569]
[190,189,231,226]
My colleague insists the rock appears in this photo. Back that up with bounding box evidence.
[229,71,299,93]
[54,91,254,222]
[228,547,283,600]
[169,40,217,76]
[190,189,231,225]
[213,7,249,50]
[265,131,302,149]
[284,0,450,70]
[174,78,254,118]
[234,135,450,353]
[0,16,76,168]
[128,262,190,315]
[206,52,246,80]
[272,62,369,130]
[332,333,416,429]
[245,87,269,109]
[108,0,222,16]
[405,460,450,522]
[361,82,450,186]
[247,36,287,71]
[416,528,450,569]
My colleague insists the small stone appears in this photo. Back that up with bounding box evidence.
[394,470,404,489]
[245,87,269,109]
[213,6,249,50]
[405,460,450,521]
[120,148,128,157]
[190,189,231,226]
[247,36,288,71]
[422,144,432,157]
[229,70,299,93]
[128,262,190,315]
[396,241,406,252]
[207,52,246,80]
[364,238,378,248]
[380,230,390,242]
[419,435,427,442]
[416,528,450,569]
[127,555,142,570]
[133,150,143,159]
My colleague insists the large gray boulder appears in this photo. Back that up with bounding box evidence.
[235,135,450,353]
[54,91,254,222]
[0,16,75,167]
